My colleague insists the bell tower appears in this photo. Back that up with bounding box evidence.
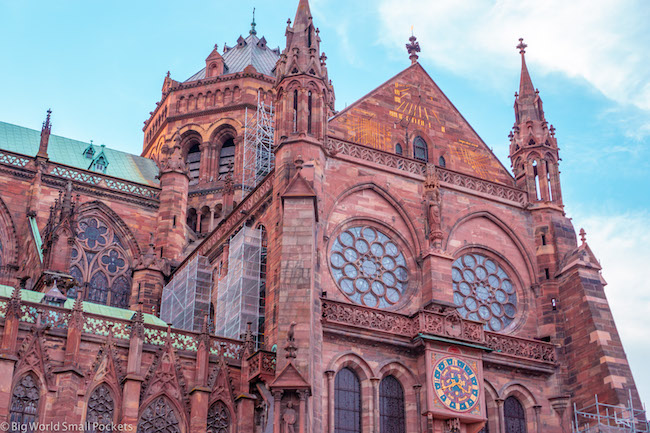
[509,38,563,206]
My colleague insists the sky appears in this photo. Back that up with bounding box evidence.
[1,0,649,409]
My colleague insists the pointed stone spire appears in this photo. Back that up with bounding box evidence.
[517,38,535,98]
[37,109,52,159]
[276,0,324,81]
[294,0,312,29]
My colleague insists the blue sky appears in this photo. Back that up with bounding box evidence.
[1,0,649,408]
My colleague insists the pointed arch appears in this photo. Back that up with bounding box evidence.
[326,182,423,257]
[0,195,18,274]
[137,395,186,433]
[85,383,118,431]
[207,400,232,433]
[70,202,140,307]
[9,372,44,429]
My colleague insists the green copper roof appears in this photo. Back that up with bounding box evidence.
[0,121,159,186]
[0,286,167,326]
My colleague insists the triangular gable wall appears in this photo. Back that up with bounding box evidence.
[329,63,514,185]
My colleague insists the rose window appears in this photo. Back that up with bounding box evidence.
[330,226,409,308]
[452,253,517,332]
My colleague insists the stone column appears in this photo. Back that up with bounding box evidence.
[533,405,542,433]
[325,370,335,433]
[370,377,380,433]
[298,390,308,433]
[413,384,423,433]
[121,310,145,430]
[495,398,505,433]
[273,391,283,433]
[0,288,21,422]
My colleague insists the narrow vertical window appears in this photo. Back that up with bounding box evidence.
[186,142,202,185]
[293,90,298,133]
[307,91,313,134]
[395,143,403,155]
[334,368,361,433]
[545,160,553,200]
[438,156,446,167]
[379,375,405,433]
[258,225,268,349]
[218,139,235,177]
[533,160,541,200]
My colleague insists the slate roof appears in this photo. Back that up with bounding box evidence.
[0,121,159,186]
[185,33,280,82]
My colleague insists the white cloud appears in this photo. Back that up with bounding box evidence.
[377,0,650,111]
[570,210,650,407]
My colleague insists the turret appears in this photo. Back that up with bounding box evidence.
[274,0,334,143]
[508,39,562,206]
[37,109,51,159]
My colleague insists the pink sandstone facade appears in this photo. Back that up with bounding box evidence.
[0,1,644,432]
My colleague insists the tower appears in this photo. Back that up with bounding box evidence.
[269,0,334,431]
[509,38,562,207]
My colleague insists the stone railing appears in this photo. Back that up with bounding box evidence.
[325,137,528,205]
[322,299,556,364]
[1,295,243,360]
[484,331,556,363]
[0,149,31,168]
[0,148,161,202]
[48,164,160,201]
[247,350,277,380]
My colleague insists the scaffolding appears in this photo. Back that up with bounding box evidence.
[573,393,649,433]
[160,255,212,332]
[241,90,275,200]
[215,226,263,343]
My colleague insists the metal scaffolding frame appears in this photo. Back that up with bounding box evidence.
[242,90,275,200]
[160,255,212,332]
[215,226,263,343]
[573,392,649,433]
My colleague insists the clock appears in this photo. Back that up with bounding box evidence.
[432,357,480,412]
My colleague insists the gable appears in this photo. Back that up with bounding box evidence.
[329,63,514,185]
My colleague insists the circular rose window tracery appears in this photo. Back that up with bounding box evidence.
[452,253,518,332]
[330,226,409,309]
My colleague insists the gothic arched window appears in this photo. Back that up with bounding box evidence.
[334,368,361,433]
[187,142,201,185]
[207,401,230,433]
[86,384,115,432]
[504,396,526,433]
[10,374,40,431]
[379,375,405,433]
[69,216,132,309]
[137,396,181,433]
[395,143,403,155]
[413,136,428,162]
[438,156,446,167]
[218,139,235,178]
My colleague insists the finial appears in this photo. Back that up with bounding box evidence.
[294,155,304,171]
[44,108,52,129]
[579,228,586,245]
[320,52,327,66]
[517,38,527,54]
[406,34,421,65]
[287,18,292,25]
[166,70,170,78]
[549,124,556,137]
[250,8,257,35]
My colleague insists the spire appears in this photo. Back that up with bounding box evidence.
[250,8,257,35]
[517,38,535,98]
[37,109,51,159]
[294,0,312,29]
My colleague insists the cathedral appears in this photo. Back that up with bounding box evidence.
[0,0,645,432]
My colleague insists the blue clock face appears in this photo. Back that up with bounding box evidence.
[432,357,480,412]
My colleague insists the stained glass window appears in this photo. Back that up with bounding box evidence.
[329,226,409,309]
[10,374,40,432]
[207,401,230,433]
[452,253,518,332]
[137,397,180,433]
[335,368,361,433]
[69,216,132,309]
[413,137,428,162]
[504,396,526,433]
[86,384,114,432]
[379,376,405,433]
